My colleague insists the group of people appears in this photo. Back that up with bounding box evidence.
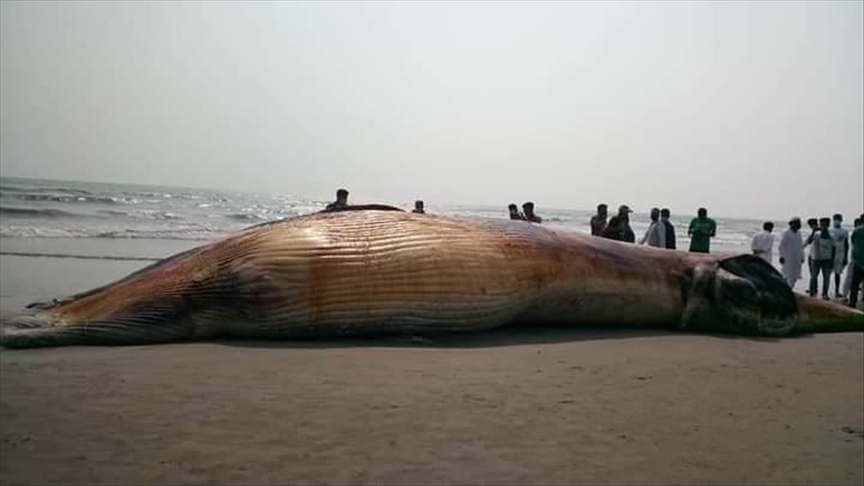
[589,204,717,254]
[508,202,543,223]
[776,213,864,307]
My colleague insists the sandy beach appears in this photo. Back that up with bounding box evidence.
[0,238,862,485]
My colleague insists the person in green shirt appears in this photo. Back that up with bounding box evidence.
[688,207,717,254]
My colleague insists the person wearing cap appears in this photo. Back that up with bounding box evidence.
[601,204,635,242]
[412,200,426,214]
[324,188,349,212]
[688,207,717,253]
[778,217,805,288]
[522,202,543,223]
[590,204,608,236]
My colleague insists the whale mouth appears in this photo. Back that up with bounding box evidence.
[681,254,798,336]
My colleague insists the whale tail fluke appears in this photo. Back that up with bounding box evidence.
[792,295,864,334]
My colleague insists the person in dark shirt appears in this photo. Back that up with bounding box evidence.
[323,188,349,212]
[601,204,635,242]
[848,215,864,309]
[523,202,543,223]
[803,217,819,294]
[412,200,425,214]
[660,208,676,250]
[590,204,608,236]
[508,203,526,221]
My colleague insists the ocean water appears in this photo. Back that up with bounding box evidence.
[0,176,777,256]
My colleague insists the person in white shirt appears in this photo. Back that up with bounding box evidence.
[751,221,775,264]
[829,213,849,298]
[810,218,836,300]
[778,217,805,288]
[639,207,666,248]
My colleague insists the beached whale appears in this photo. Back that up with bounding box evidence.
[1,206,861,348]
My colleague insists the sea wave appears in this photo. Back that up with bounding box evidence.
[0,206,186,221]
[95,209,185,221]
[0,185,93,195]
[0,225,222,241]
[224,213,269,222]
[131,210,183,220]
[0,207,81,219]
[0,193,132,205]
[0,251,161,262]
[94,228,217,241]
[124,190,228,202]
[0,226,89,238]
[96,209,131,217]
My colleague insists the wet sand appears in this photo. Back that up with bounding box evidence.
[1,240,862,485]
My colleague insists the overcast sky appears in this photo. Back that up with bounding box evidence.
[1,1,862,219]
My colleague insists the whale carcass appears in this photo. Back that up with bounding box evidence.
[1,206,861,348]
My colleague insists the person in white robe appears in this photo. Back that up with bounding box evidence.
[750,221,775,264]
[639,208,666,248]
[778,218,805,288]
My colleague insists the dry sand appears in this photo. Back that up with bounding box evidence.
[1,328,862,485]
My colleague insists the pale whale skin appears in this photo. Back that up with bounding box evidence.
[1,208,861,348]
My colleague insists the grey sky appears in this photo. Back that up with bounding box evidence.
[1,0,862,219]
